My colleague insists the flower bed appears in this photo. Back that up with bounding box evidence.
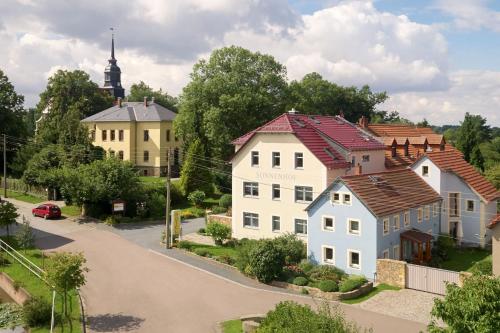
[270,280,373,300]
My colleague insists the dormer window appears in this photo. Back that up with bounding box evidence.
[404,143,409,156]
[422,165,429,177]
[391,145,397,157]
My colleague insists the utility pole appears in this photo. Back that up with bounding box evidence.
[3,134,6,199]
[165,148,172,249]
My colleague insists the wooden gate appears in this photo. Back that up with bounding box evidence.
[406,264,460,295]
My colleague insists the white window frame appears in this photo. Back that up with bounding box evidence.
[347,218,361,236]
[466,200,474,212]
[393,215,400,231]
[417,207,423,223]
[433,202,439,217]
[422,165,429,177]
[322,245,335,265]
[322,216,335,232]
[383,218,390,235]
[243,212,259,229]
[404,211,410,227]
[382,249,390,259]
[295,186,313,203]
[272,216,280,232]
[243,182,259,197]
[347,249,361,270]
[424,205,430,220]
[272,184,280,200]
[342,193,352,205]
[251,151,259,167]
[294,218,307,235]
[294,152,304,169]
[271,151,280,168]
[393,245,400,260]
[331,192,341,204]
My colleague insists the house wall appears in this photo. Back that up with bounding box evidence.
[492,226,500,276]
[231,133,332,241]
[307,183,378,279]
[88,121,135,161]
[346,150,387,175]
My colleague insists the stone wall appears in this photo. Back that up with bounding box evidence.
[0,272,31,305]
[207,214,232,227]
[376,259,406,288]
[270,281,373,301]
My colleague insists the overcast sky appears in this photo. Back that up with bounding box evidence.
[1,0,500,125]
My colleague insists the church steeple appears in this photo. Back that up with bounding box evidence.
[102,28,125,99]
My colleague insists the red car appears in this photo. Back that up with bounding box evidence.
[32,203,61,219]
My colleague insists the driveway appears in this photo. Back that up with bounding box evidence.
[4,198,427,333]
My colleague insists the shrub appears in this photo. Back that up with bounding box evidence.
[219,194,232,209]
[206,222,231,245]
[178,241,192,250]
[470,258,492,276]
[188,207,206,218]
[216,254,235,265]
[194,248,209,257]
[308,265,346,282]
[235,239,259,273]
[339,275,367,293]
[23,296,52,327]
[188,190,206,207]
[293,276,308,286]
[210,205,227,214]
[272,233,306,265]
[197,227,206,235]
[301,288,309,295]
[248,240,285,283]
[146,192,165,218]
[0,303,23,328]
[298,260,315,274]
[318,280,338,292]
[104,215,118,226]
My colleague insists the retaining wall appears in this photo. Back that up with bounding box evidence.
[207,214,232,227]
[0,272,31,305]
[376,259,406,288]
[270,281,373,300]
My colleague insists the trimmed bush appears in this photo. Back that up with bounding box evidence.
[247,240,285,283]
[309,265,346,282]
[188,190,206,207]
[298,260,315,274]
[197,227,206,235]
[339,275,367,293]
[23,296,52,327]
[219,194,232,209]
[293,276,308,286]
[206,222,231,245]
[178,241,192,250]
[272,233,306,265]
[216,254,235,265]
[210,205,227,214]
[235,239,259,273]
[194,248,209,257]
[318,280,338,292]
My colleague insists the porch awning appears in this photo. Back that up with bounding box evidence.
[400,229,433,243]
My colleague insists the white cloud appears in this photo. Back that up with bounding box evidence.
[435,0,500,32]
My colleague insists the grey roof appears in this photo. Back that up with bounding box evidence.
[81,102,177,122]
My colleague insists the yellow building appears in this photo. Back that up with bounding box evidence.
[81,97,182,176]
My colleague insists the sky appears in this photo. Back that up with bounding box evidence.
[1,0,499,126]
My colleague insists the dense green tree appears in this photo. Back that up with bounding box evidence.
[0,201,19,236]
[127,81,178,111]
[0,69,26,138]
[22,108,36,138]
[371,110,412,124]
[470,145,485,171]
[35,69,113,145]
[428,275,500,333]
[443,128,458,144]
[15,216,35,251]
[175,46,288,160]
[480,137,500,170]
[455,113,492,163]
[485,164,500,189]
[286,72,388,122]
[22,144,66,193]
[179,139,214,195]
[416,118,430,127]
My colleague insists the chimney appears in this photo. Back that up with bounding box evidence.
[144,96,148,107]
[355,163,362,175]
[339,110,345,118]
[117,97,122,108]
[358,115,368,128]
[288,108,297,114]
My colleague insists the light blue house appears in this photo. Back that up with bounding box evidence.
[306,169,442,279]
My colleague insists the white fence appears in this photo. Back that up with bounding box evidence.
[406,264,460,295]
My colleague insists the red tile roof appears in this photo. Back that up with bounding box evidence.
[232,113,385,169]
[421,150,500,202]
[488,214,500,229]
[400,229,433,243]
[366,124,435,137]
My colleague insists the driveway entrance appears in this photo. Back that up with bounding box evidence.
[406,264,459,295]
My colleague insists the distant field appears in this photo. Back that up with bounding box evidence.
[3,190,44,204]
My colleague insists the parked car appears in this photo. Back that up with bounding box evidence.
[32,203,61,219]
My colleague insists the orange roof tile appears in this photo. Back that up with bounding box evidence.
[367,124,434,137]
[421,150,500,202]
[488,214,500,229]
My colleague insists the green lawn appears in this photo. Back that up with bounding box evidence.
[0,238,81,332]
[222,319,242,333]
[342,284,400,304]
[3,190,45,204]
[61,205,81,217]
[440,247,491,272]
[186,242,238,259]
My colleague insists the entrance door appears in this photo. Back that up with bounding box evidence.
[449,221,458,239]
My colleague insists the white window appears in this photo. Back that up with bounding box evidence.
[348,250,361,269]
[393,245,400,260]
[383,218,390,235]
[243,182,259,197]
[404,211,410,227]
[294,152,304,168]
[362,155,370,162]
[424,205,430,220]
[272,152,280,168]
[322,246,335,265]
[348,219,360,235]
[322,216,335,231]
[272,216,280,232]
[393,215,400,231]
[433,202,439,217]
[243,212,259,228]
[342,193,352,205]
[251,151,259,166]
[417,207,423,223]
[422,165,429,176]
[272,184,280,200]
[382,249,390,259]
[294,219,307,235]
[331,192,340,204]
[466,200,474,212]
[295,186,313,202]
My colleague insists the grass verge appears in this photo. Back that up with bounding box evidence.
[222,319,242,333]
[342,284,400,304]
[440,247,491,272]
[3,190,44,204]
[61,205,81,217]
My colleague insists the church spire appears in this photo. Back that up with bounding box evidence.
[102,27,124,99]
[110,28,115,60]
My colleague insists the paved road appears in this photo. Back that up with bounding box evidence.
[3,198,427,333]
